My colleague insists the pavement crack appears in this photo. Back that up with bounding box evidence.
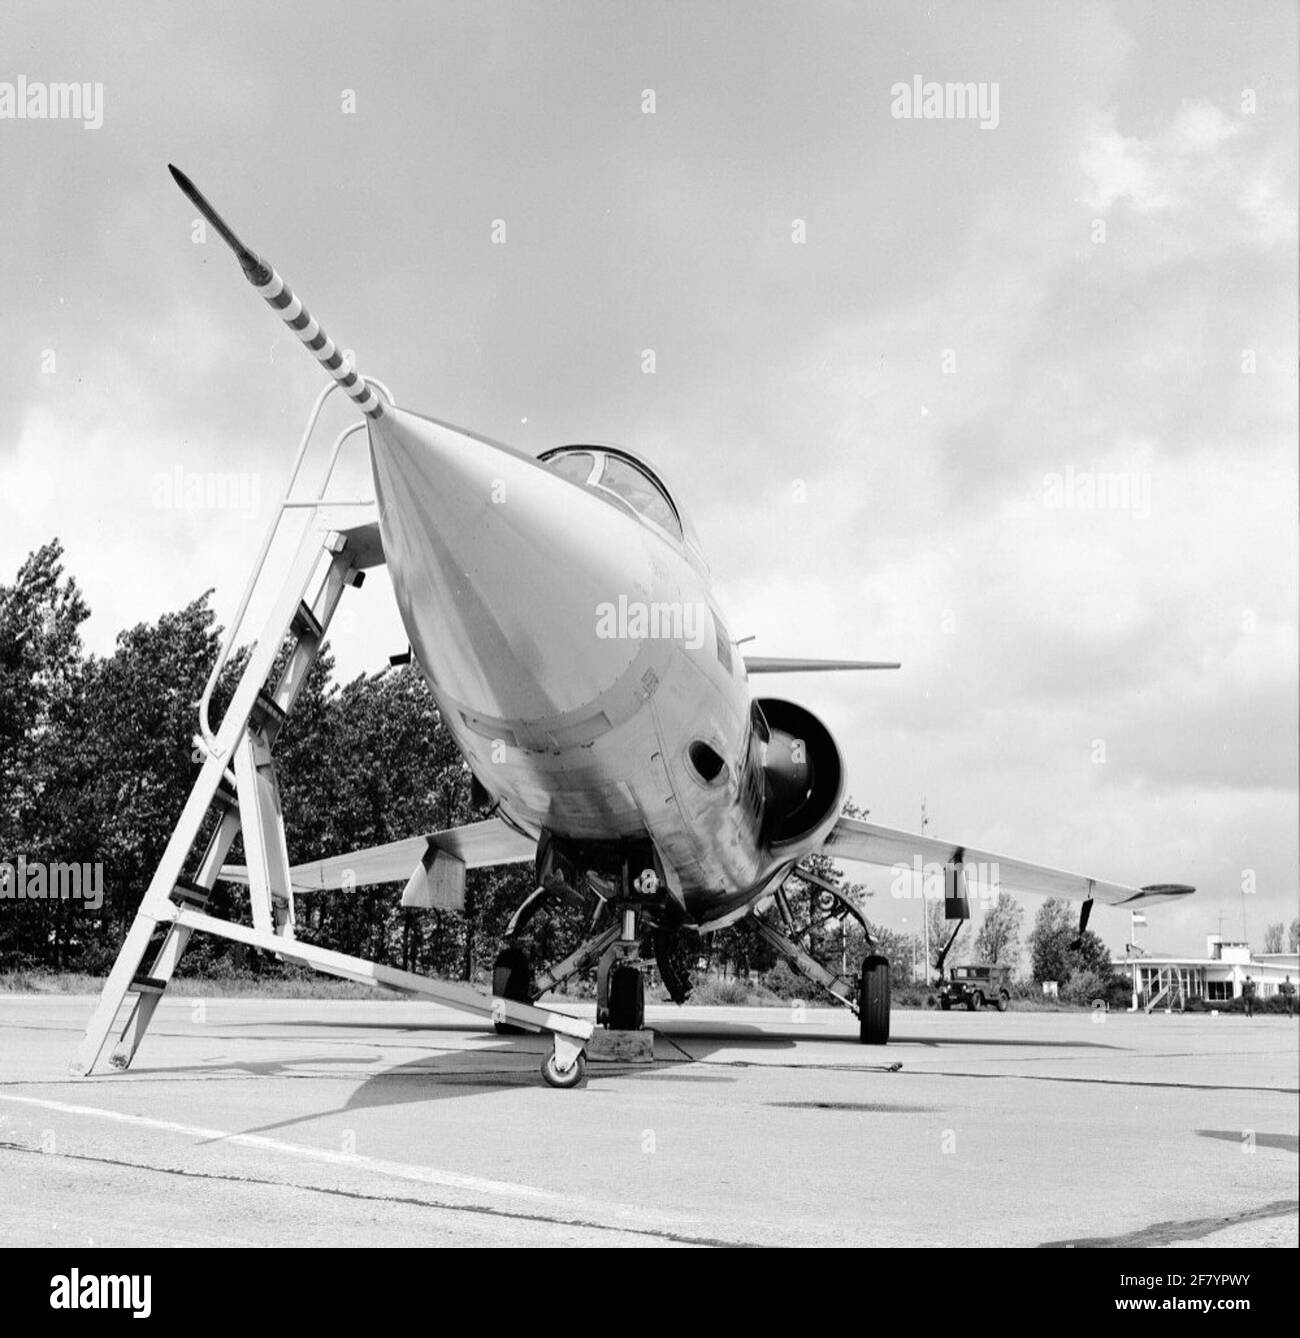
[1040,1198,1299,1248]
[0,1140,756,1249]
[913,1070,1296,1094]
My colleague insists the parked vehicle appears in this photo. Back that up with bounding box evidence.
[938,964,1012,1012]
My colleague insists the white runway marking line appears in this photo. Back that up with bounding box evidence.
[0,1091,560,1204]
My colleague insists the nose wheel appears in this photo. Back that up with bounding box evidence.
[606,962,646,1031]
[596,903,649,1032]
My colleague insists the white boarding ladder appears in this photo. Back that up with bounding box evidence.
[71,382,591,1082]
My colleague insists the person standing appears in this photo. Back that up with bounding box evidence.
[1242,974,1256,1018]
[1281,975,1295,1018]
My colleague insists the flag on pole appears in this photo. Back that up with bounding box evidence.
[1131,911,1147,927]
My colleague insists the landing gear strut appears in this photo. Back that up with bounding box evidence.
[490,847,665,1049]
[747,874,891,1044]
[490,869,597,1035]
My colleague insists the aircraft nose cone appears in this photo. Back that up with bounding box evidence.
[367,407,656,721]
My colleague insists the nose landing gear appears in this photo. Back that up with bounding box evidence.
[596,903,650,1032]
[490,848,668,1065]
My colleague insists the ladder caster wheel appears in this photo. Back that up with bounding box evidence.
[541,1049,587,1089]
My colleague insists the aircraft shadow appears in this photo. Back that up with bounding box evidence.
[216,1014,1122,1143]
[236,1014,1125,1051]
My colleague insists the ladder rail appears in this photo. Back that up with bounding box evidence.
[109,806,240,1069]
[197,382,390,754]
[70,520,347,1077]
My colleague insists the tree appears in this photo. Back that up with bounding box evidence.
[924,895,947,969]
[1028,897,1120,997]
[1263,922,1285,954]
[0,540,89,836]
[1029,899,1075,983]
[52,594,230,971]
[974,891,1024,969]
[0,541,90,967]
[1290,919,1300,953]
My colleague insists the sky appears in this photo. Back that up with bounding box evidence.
[2,0,1296,961]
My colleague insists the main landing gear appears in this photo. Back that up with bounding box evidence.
[747,874,891,1044]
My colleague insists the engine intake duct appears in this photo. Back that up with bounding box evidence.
[757,698,845,850]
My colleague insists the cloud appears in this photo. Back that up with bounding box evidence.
[1,1,1294,960]
[1080,98,1295,248]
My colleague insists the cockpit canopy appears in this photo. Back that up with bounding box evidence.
[538,444,694,548]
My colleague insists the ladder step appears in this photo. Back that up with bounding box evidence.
[291,599,324,643]
[170,878,211,909]
[251,689,288,731]
[131,975,169,996]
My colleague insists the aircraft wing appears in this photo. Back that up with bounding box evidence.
[745,657,900,673]
[821,815,1194,907]
[220,817,535,893]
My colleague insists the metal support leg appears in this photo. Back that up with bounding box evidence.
[532,925,621,996]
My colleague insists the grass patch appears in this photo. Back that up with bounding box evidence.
[2,969,1131,1010]
[1,969,382,999]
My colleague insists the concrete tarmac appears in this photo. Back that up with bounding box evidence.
[0,995,1295,1248]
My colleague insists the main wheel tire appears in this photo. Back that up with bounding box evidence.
[492,944,531,1035]
[967,990,983,1012]
[996,990,1010,1013]
[858,954,891,1044]
[541,1050,587,1089]
[607,964,645,1031]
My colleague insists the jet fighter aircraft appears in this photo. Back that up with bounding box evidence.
[168,166,1193,1060]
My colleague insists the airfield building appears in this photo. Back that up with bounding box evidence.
[1113,936,1299,1012]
